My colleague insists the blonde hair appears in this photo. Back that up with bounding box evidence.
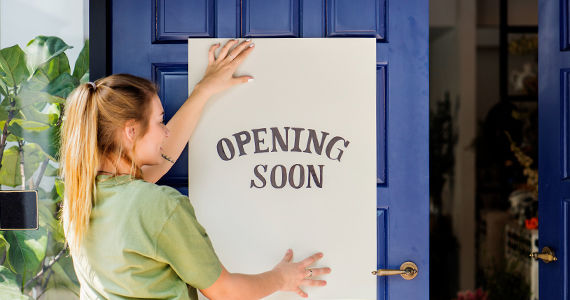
[59,74,157,253]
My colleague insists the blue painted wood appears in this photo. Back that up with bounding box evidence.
[538,0,570,297]
[326,0,386,41]
[563,69,570,180]
[377,208,387,300]
[216,0,239,37]
[302,0,325,37]
[375,0,428,298]
[152,0,215,43]
[152,63,189,187]
[242,0,300,37]
[111,0,429,298]
[562,0,570,51]
[377,64,387,185]
[560,199,570,299]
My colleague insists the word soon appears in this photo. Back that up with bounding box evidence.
[217,127,350,162]
[250,164,324,189]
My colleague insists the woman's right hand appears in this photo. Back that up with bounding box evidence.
[273,249,332,298]
[193,39,255,99]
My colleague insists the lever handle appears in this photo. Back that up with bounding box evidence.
[530,247,558,263]
[372,262,418,280]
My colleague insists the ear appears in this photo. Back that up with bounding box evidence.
[123,120,137,143]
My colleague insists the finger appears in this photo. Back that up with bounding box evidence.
[307,267,332,277]
[208,43,220,64]
[296,287,308,298]
[217,39,238,61]
[282,249,293,263]
[300,279,327,287]
[301,252,324,268]
[226,39,253,61]
[232,75,254,85]
[230,43,255,67]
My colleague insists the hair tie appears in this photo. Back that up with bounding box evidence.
[87,82,97,91]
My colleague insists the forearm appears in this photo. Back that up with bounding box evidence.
[202,267,283,300]
[142,87,211,183]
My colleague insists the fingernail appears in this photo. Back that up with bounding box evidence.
[249,43,255,48]
[246,38,252,42]
[248,78,254,83]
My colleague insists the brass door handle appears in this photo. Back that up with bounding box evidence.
[372,261,418,280]
[530,247,558,263]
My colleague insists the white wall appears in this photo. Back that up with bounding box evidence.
[0,0,89,67]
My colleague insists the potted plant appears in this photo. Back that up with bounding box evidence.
[0,36,88,299]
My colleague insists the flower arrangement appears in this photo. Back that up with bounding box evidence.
[454,288,488,300]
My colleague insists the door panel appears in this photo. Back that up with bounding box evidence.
[109,0,428,298]
[153,0,215,42]
[242,0,300,37]
[538,0,570,298]
[326,0,386,40]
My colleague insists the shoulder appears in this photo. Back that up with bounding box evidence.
[105,179,191,226]
[129,179,187,208]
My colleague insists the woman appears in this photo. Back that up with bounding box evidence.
[60,39,331,299]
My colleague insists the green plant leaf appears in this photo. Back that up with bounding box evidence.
[47,254,79,296]
[73,40,89,82]
[39,53,70,82]
[8,122,59,160]
[23,69,50,92]
[0,100,9,121]
[21,105,58,126]
[0,233,8,255]
[25,36,72,75]
[3,227,48,287]
[38,203,65,245]
[0,45,30,88]
[0,144,48,187]
[0,265,30,300]
[45,73,79,99]
[10,119,50,132]
[6,134,19,142]
[44,163,59,177]
[14,87,64,109]
[79,72,90,84]
[0,80,8,97]
[54,179,64,200]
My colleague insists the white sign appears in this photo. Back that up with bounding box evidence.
[188,38,376,299]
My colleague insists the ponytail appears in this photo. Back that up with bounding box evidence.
[60,83,100,253]
[59,74,157,253]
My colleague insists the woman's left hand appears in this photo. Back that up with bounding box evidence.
[194,39,255,98]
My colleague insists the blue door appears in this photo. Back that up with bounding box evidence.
[538,0,570,298]
[108,0,428,298]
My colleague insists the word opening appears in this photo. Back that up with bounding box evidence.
[216,127,350,189]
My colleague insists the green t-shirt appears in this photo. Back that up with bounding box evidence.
[73,174,222,300]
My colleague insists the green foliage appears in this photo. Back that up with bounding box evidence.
[73,41,89,84]
[0,36,87,298]
[0,45,30,87]
[25,36,72,76]
[3,228,48,286]
[0,144,46,187]
[0,266,30,300]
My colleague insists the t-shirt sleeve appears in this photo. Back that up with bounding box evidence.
[154,194,222,290]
